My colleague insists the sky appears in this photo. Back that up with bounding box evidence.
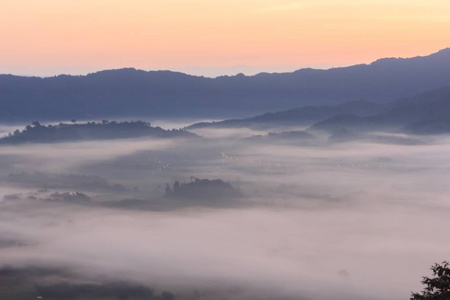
[1,0,450,77]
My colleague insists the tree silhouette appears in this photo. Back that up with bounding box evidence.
[411,261,450,300]
[173,181,180,191]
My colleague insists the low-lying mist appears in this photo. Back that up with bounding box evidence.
[1,124,449,300]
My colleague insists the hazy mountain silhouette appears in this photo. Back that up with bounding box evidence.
[311,86,450,134]
[187,100,386,130]
[1,48,450,121]
[187,85,450,136]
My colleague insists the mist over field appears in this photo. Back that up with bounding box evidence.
[1,122,449,300]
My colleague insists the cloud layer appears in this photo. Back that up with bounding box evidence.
[1,125,449,299]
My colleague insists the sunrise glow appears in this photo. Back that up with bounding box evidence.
[1,0,450,76]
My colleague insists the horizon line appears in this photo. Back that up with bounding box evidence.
[2,47,449,79]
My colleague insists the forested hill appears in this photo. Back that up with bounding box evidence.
[0,121,196,144]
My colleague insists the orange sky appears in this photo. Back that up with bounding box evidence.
[1,0,449,77]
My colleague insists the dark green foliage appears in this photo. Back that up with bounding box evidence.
[411,261,450,300]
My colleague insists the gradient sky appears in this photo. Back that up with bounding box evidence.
[1,0,449,77]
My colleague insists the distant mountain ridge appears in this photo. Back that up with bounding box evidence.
[186,100,386,130]
[187,86,450,135]
[1,48,450,121]
[311,86,450,134]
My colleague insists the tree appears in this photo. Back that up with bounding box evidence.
[173,181,180,191]
[411,261,450,300]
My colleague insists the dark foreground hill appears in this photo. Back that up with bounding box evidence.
[0,121,196,144]
[1,48,450,121]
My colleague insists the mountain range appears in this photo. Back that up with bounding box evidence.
[1,48,450,122]
[312,86,450,135]
[187,86,450,135]
[186,100,386,130]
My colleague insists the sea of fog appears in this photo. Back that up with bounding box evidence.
[0,123,449,300]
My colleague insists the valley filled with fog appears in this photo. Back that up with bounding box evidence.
[0,121,449,300]
[2,0,450,298]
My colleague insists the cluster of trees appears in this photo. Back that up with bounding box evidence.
[164,177,241,201]
[411,261,450,300]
